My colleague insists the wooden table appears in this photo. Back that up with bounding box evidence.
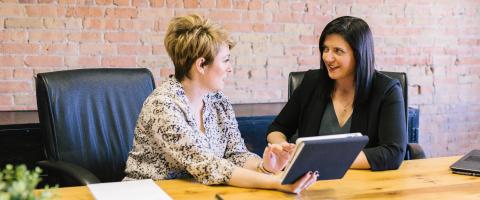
[45,156,480,200]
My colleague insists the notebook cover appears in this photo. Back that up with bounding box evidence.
[281,135,369,184]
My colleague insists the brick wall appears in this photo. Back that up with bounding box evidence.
[1,0,479,157]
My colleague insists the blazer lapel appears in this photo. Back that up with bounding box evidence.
[350,102,368,135]
[301,84,327,137]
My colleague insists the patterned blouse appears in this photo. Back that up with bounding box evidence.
[123,77,260,185]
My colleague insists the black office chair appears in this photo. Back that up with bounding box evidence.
[288,71,426,160]
[35,68,155,186]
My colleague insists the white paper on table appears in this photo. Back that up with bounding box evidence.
[87,179,172,200]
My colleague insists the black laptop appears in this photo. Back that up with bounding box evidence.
[450,149,480,177]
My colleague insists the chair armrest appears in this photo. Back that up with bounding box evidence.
[37,160,100,185]
[407,143,426,160]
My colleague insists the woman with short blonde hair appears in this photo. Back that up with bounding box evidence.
[124,14,318,193]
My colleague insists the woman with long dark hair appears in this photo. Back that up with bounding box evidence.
[267,16,407,171]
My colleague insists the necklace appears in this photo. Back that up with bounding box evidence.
[331,89,354,124]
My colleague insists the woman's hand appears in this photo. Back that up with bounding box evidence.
[262,143,296,174]
[274,171,319,194]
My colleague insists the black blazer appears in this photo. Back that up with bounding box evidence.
[268,69,407,171]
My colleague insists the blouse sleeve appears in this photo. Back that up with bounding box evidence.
[216,94,261,167]
[150,100,236,185]
[363,83,407,171]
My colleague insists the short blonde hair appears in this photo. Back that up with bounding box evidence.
[164,14,235,81]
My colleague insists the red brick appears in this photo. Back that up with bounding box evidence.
[105,32,139,43]
[209,11,241,21]
[80,44,117,55]
[0,69,13,79]
[152,45,166,55]
[73,7,104,17]
[84,18,119,30]
[113,0,129,5]
[19,0,37,3]
[199,0,215,8]
[0,95,13,107]
[133,0,149,7]
[0,81,31,93]
[184,0,199,8]
[1,44,40,54]
[277,1,290,11]
[263,0,278,10]
[150,0,165,7]
[252,23,283,33]
[154,19,169,31]
[137,8,173,19]
[299,35,318,45]
[14,94,36,106]
[59,0,75,4]
[248,0,262,10]
[25,56,63,67]
[13,68,34,80]
[106,8,138,18]
[43,18,66,29]
[0,56,21,67]
[102,56,136,67]
[291,2,307,12]
[119,20,155,31]
[167,0,183,7]
[65,18,83,30]
[160,67,174,77]
[65,56,100,67]
[223,22,252,32]
[29,31,66,42]
[42,44,78,55]
[242,11,272,22]
[286,46,313,56]
[268,56,297,67]
[0,5,25,16]
[298,56,319,66]
[266,66,283,79]
[216,0,231,8]
[118,45,152,55]
[96,0,113,5]
[273,13,303,23]
[68,32,101,42]
[457,57,480,65]
[5,18,43,29]
[233,0,248,9]
[0,31,27,42]
[26,6,59,17]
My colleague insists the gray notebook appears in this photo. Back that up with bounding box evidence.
[280,133,369,184]
[450,149,480,177]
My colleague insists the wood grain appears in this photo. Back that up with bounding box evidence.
[45,156,480,200]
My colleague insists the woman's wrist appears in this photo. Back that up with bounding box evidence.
[257,161,274,174]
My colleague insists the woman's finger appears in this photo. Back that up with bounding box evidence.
[291,171,313,192]
[272,148,290,158]
[301,172,319,191]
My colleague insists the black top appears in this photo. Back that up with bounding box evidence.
[318,99,352,135]
[268,69,407,171]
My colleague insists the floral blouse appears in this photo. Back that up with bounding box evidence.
[123,77,260,185]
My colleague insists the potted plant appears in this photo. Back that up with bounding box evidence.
[0,164,56,200]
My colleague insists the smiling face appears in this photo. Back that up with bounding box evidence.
[321,34,356,82]
[201,44,232,91]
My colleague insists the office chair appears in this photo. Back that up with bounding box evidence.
[35,68,155,186]
[288,71,426,160]
[237,115,275,156]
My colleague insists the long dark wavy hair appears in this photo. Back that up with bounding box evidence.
[318,16,375,108]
